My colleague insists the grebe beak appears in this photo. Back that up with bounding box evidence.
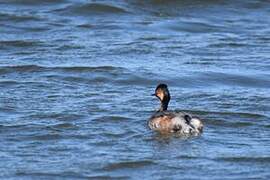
[151,93,156,96]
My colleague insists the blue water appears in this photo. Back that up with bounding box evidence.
[0,0,270,179]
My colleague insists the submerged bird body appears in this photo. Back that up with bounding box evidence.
[149,111,203,135]
[148,84,203,136]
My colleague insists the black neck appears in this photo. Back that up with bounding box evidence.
[160,101,168,111]
[159,95,170,111]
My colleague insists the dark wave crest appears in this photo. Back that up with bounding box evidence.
[55,3,128,16]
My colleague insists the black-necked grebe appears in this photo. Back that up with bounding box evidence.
[148,84,203,136]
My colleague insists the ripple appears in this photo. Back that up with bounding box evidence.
[76,23,94,29]
[31,133,63,141]
[0,124,28,130]
[181,110,267,128]
[169,21,226,33]
[88,175,129,179]
[0,40,43,49]
[0,12,41,22]
[16,172,87,179]
[92,115,131,122]
[102,160,155,171]
[28,113,86,121]
[208,42,247,48]
[186,110,268,119]
[0,80,20,85]
[191,71,270,88]
[47,123,78,130]
[206,119,254,128]
[216,156,270,163]
[55,44,84,51]
[3,0,66,5]
[153,19,226,33]
[19,26,51,32]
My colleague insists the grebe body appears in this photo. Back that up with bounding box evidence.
[149,84,203,136]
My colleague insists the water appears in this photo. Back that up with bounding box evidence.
[0,0,270,179]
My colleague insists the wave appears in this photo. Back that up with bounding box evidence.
[55,3,128,16]
[1,65,269,89]
[0,65,126,73]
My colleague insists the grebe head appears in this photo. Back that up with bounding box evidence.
[152,84,171,111]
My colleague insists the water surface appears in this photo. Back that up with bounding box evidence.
[0,0,270,179]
